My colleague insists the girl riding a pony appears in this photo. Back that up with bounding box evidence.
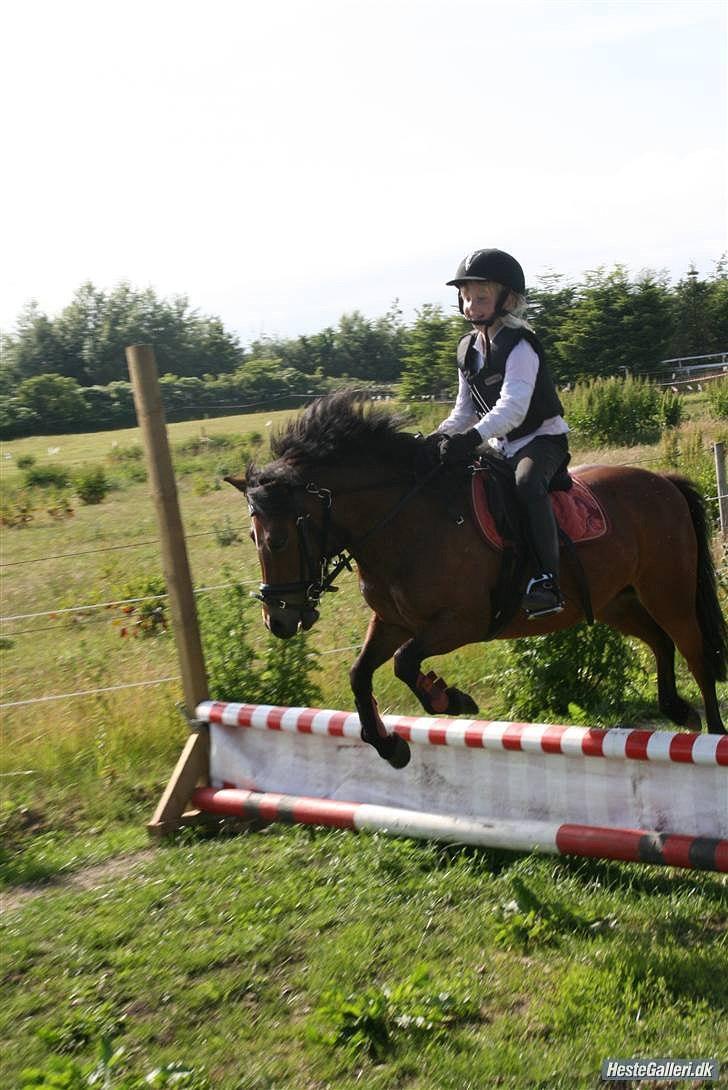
[431,247,570,619]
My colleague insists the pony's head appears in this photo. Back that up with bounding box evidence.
[226,389,418,637]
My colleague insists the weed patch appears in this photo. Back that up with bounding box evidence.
[311,965,481,1062]
[494,876,612,952]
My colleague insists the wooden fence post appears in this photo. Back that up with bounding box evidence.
[715,442,727,540]
[126,344,210,836]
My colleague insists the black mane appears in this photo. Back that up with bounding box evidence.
[246,389,418,491]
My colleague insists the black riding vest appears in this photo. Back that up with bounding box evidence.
[457,327,564,442]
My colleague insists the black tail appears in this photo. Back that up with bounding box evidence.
[667,474,728,683]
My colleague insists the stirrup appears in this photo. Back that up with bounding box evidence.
[525,601,564,620]
[522,574,565,619]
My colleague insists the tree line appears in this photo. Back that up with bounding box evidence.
[1,263,726,438]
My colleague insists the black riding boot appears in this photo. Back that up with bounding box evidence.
[521,495,564,617]
[509,435,569,618]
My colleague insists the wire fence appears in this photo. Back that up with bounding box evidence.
[0,641,364,712]
[0,581,253,625]
[0,525,248,569]
[3,391,726,712]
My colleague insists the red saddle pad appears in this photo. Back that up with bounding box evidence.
[471,471,609,551]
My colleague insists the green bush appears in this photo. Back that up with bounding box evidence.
[114,461,147,485]
[198,583,256,700]
[707,377,728,419]
[198,582,321,705]
[0,488,35,527]
[658,427,725,523]
[23,464,71,489]
[16,454,36,470]
[212,516,242,546]
[106,445,147,486]
[500,623,648,724]
[74,467,110,505]
[107,443,144,463]
[256,625,321,708]
[115,576,168,639]
[171,433,251,483]
[658,388,683,428]
[562,376,661,446]
[174,433,236,457]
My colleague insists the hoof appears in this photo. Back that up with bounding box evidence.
[445,687,479,716]
[361,728,412,769]
[381,733,411,769]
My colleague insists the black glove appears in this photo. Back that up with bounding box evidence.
[414,431,442,477]
[437,428,482,467]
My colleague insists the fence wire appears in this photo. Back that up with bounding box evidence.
[0,642,363,710]
[0,581,256,625]
[0,525,248,568]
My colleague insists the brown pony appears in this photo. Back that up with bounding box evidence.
[227,390,727,768]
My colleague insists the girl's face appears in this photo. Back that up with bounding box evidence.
[459,280,500,324]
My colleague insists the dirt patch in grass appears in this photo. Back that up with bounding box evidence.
[0,847,155,914]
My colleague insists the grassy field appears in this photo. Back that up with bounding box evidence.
[1,398,727,1088]
[1,834,726,1089]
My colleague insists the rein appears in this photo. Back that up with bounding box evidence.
[254,464,443,614]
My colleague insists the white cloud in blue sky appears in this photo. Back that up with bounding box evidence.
[1,0,725,343]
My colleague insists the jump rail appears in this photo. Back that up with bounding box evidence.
[173,701,728,873]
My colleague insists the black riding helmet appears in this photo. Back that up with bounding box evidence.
[447,248,526,321]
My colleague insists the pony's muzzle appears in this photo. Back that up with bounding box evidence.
[266,609,299,639]
[300,607,320,631]
[264,603,319,639]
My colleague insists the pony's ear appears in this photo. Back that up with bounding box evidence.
[224,475,247,494]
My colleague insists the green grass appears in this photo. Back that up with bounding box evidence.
[1,832,726,1089]
[1,396,727,1088]
[0,408,291,479]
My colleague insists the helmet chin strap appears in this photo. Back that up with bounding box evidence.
[466,285,511,366]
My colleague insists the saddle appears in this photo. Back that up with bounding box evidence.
[465,453,608,637]
[471,466,609,551]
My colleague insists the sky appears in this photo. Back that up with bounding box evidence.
[1,0,726,346]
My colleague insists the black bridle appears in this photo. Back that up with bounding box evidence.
[251,466,442,618]
[251,482,346,614]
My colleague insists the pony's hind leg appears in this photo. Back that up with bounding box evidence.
[599,589,702,730]
[349,614,412,768]
[657,613,725,734]
[620,581,725,734]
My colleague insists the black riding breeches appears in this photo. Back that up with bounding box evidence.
[507,434,570,577]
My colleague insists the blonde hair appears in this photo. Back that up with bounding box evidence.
[465,281,535,333]
[499,289,535,333]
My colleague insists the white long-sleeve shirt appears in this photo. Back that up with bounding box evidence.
[438,328,568,458]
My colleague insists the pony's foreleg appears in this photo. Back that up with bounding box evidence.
[393,635,479,717]
[350,614,412,769]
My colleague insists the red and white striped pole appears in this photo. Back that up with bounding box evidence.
[189,702,728,873]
